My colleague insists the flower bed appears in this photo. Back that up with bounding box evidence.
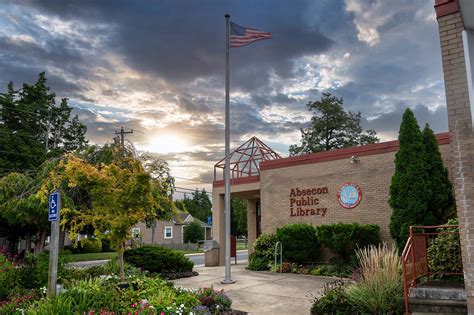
[0,251,234,314]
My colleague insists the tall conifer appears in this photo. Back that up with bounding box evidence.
[422,124,455,221]
[389,109,432,251]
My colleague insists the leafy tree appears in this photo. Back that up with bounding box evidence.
[41,154,174,280]
[289,93,378,155]
[231,198,247,237]
[390,109,437,251]
[422,124,455,221]
[0,172,47,253]
[183,221,205,243]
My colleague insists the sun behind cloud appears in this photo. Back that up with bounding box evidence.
[143,134,188,154]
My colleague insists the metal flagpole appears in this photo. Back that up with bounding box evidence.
[222,13,234,284]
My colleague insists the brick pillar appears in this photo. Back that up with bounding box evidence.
[435,0,474,311]
[212,192,226,266]
[246,199,257,255]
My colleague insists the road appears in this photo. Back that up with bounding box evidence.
[67,250,249,269]
[188,250,248,266]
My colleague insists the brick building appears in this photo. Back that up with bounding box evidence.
[212,134,451,265]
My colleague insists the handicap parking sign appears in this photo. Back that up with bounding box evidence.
[49,191,60,221]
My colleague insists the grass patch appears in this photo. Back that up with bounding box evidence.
[69,252,117,262]
[237,242,248,250]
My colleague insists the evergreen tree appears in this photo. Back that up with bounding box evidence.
[0,72,88,171]
[289,93,378,155]
[422,124,455,221]
[389,109,434,251]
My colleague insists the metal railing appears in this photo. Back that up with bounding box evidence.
[274,241,282,273]
[402,224,462,314]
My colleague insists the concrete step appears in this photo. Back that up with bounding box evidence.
[409,281,467,314]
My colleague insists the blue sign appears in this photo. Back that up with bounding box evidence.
[207,216,212,226]
[48,191,60,221]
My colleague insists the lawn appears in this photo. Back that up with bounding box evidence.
[69,249,204,262]
[68,252,117,262]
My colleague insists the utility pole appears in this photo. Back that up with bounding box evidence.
[114,126,133,157]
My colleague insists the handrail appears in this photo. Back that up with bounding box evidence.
[274,241,282,273]
[402,224,462,314]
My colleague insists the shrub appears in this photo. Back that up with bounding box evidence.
[427,218,462,275]
[276,223,319,263]
[184,221,205,243]
[78,238,102,253]
[248,253,271,271]
[310,279,358,315]
[310,263,352,278]
[101,238,116,252]
[246,233,277,271]
[345,244,403,314]
[124,246,193,274]
[0,255,22,300]
[317,223,381,262]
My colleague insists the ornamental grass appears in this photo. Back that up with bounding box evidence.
[346,243,404,314]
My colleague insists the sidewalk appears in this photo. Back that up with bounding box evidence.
[172,264,335,314]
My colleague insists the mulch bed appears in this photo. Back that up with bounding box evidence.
[160,271,199,280]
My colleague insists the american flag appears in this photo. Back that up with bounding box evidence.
[230,21,272,48]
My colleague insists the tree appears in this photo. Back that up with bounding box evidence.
[183,221,205,243]
[231,198,247,237]
[389,109,438,251]
[182,189,212,222]
[0,72,88,171]
[38,153,175,280]
[422,124,455,221]
[289,93,378,155]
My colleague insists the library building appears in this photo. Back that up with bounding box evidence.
[211,134,451,265]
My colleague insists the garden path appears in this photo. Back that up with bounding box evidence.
[172,264,335,314]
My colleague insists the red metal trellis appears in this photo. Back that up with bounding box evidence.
[214,136,282,181]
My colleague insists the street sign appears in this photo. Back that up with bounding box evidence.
[207,215,212,226]
[48,191,60,222]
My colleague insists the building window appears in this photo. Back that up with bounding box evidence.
[164,226,173,239]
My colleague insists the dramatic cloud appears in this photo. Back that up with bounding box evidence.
[0,0,448,192]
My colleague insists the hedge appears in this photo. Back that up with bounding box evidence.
[124,246,193,274]
[276,223,319,263]
[316,223,380,262]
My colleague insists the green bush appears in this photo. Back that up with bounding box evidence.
[246,233,278,271]
[183,221,205,243]
[310,263,352,278]
[427,218,462,275]
[253,233,278,259]
[101,238,116,252]
[78,238,102,253]
[247,253,271,271]
[0,255,22,300]
[276,223,319,263]
[311,280,358,315]
[316,223,381,262]
[124,246,193,274]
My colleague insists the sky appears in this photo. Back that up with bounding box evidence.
[0,0,448,194]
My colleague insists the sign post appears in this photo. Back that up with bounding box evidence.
[47,191,60,298]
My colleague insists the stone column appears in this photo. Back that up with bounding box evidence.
[212,192,226,266]
[247,199,257,255]
[435,0,474,310]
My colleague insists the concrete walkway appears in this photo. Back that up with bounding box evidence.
[172,264,335,315]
